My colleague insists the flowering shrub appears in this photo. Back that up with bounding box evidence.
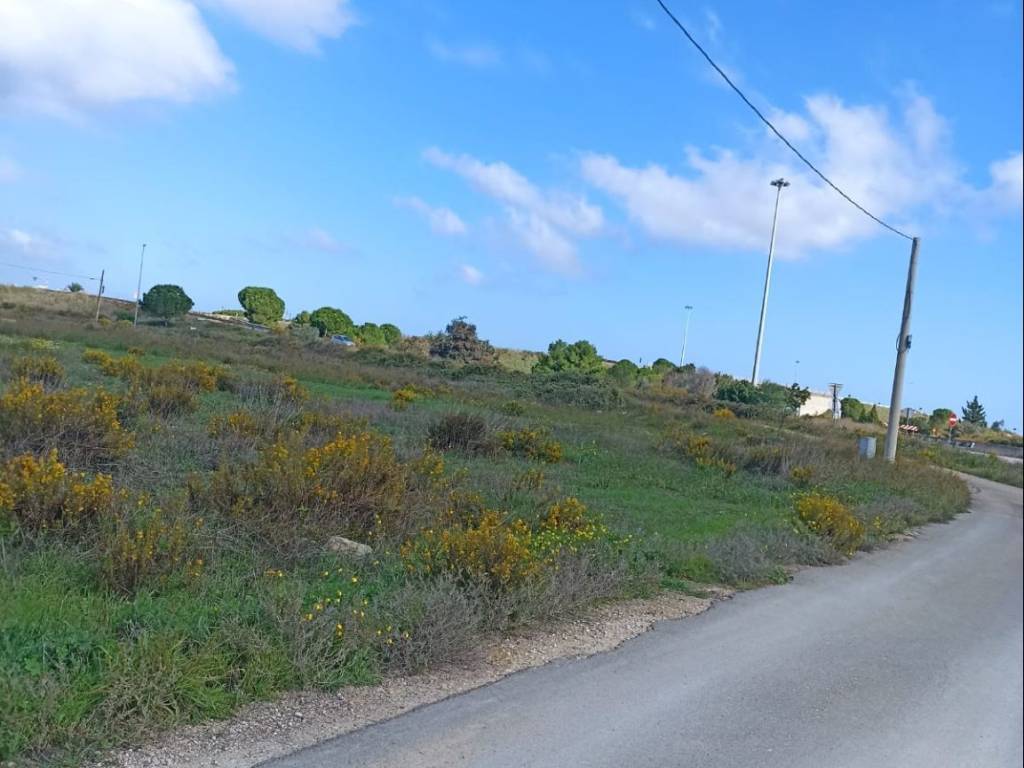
[208,410,262,439]
[401,510,537,587]
[390,386,418,411]
[794,492,865,555]
[100,506,203,594]
[0,379,133,467]
[10,354,65,388]
[83,349,232,392]
[533,497,613,561]
[401,497,616,590]
[712,406,736,420]
[0,449,115,532]
[199,430,407,543]
[82,349,235,418]
[789,465,814,487]
[498,428,563,463]
[665,428,737,477]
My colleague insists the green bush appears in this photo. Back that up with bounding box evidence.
[533,339,604,375]
[607,359,639,386]
[141,284,194,324]
[380,323,402,345]
[67,282,84,293]
[237,287,285,325]
[355,322,386,347]
[309,306,355,338]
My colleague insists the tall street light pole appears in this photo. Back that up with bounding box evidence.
[132,243,147,327]
[751,178,788,385]
[679,304,694,366]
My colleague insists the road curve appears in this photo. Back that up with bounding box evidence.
[265,476,1023,768]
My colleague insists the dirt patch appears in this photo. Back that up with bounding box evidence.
[96,590,730,768]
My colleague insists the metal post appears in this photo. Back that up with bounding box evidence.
[94,269,105,321]
[132,243,146,327]
[751,178,788,385]
[679,304,694,366]
[883,236,920,462]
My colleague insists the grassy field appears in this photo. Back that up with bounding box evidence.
[0,285,971,765]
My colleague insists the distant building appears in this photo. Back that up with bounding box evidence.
[799,391,833,417]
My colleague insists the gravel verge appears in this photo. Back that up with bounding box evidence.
[94,589,731,768]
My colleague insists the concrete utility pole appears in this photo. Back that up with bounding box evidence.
[751,178,788,385]
[679,305,694,366]
[132,243,146,327]
[94,269,105,321]
[883,236,920,462]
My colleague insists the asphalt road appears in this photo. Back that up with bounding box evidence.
[266,476,1023,768]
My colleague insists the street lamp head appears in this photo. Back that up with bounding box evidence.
[770,178,789,188]
[685,304,693,310]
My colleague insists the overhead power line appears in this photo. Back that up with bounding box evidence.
[655,0,914,241]
[0,261,98,281]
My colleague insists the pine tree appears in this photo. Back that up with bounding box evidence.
[961,395,987,427]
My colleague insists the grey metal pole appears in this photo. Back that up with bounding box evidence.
[132,243,146,327]
[751,178,788,385]
[883,236,920,462]
[679,304,694,366]
[94,269,105,321]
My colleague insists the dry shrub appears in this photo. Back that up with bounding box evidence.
[0,379,133,468]
[144,382,198,417]
[0,449,115,533]
[795,492,864,555]
[427,412,493,454]
[378,577,485,673]
[853,496,931,545]
[682,526,841,584]
[10,355,65,388]
[712,406,736,420]
[198,430,407,548]
[499,427,563,463]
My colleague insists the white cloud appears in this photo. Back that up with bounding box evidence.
[630,10,656,30]
[459,264,484,285]
[0,228,56,260]
[427,39,501,68]
[0,156,20,182]
[199,0,356,53]
[301,227,346,253]
[581,92,1011,256]
[0,0,234,117]
[394,196,467,235]
[423,147,602,272]
[987,152,1023,210]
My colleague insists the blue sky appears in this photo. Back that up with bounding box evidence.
[1,1,1022,427]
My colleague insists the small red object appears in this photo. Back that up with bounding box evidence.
[948,415,958,427]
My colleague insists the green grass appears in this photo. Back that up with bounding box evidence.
[903,440,1023,487]
[0,287,973,764]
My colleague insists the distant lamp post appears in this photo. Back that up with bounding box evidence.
[751,178,789,385]
[133,243,147,327]
[679,305,694,366]
[793,359,800,385]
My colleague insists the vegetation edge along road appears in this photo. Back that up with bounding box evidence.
[0,285,981,765]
